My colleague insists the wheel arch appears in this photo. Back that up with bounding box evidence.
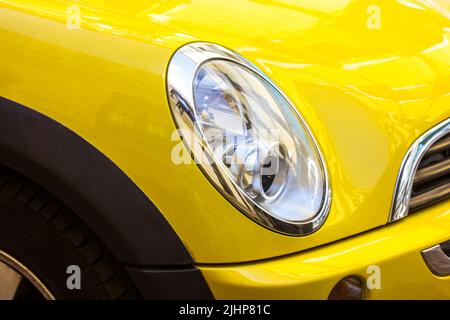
[0,96,193,266]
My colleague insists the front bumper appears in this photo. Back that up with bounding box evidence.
[199,201,450,299]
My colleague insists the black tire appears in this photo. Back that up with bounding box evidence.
[0,166,141,299]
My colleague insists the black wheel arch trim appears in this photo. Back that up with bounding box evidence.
[0,96,193,266]
[125,265,214,299]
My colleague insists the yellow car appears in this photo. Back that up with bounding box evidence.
[0,0,449,300]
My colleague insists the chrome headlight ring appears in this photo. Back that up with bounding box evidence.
[166,42,331,235]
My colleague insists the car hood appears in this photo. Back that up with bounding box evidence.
[145,0,450,230]
[143,0,450,103]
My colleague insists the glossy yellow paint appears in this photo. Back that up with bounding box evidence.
[200,200,450,299]
[0,0,448,270]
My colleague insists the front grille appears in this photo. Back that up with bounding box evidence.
[410,132,450,212]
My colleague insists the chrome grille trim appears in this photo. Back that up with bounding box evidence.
[389,118,450,222]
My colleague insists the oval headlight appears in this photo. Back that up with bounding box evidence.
[167,42,331,235]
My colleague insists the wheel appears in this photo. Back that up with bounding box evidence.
[0,166,141,299]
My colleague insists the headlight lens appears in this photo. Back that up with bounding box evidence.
[167,43,330,235]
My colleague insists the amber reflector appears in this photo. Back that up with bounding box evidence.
[328,276,364,300]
